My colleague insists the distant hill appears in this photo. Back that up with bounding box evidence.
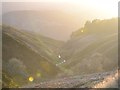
[2,10,81,41]
[2,25,64,88]
[71,18,117,38]
[60,18,118,75]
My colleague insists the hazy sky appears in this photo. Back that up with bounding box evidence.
[1,0,119,40]
[1,0,119,26]
[2,0,119,17]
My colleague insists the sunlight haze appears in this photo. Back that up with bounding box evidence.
[2,0,118,18]
[1,0,118,88]
[2,0,119,40]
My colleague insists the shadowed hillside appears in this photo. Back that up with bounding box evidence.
[60,18,118,75]
[2,25,64,88]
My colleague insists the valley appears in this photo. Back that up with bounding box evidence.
[1,18,118,88]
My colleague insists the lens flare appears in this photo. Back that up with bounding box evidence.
[36,73,41,77]
[28,76,34,82]
[81,30,84,32]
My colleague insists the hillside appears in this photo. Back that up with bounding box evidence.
[2,18,118,88]
[2,10,81,41]
[2,25,64,88]
[60,18,118,75]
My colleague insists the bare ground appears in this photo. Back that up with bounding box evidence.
[22,69,119,88]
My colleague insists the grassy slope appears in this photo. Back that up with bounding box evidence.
[60,18,118,75]
[2,18,118,88]
[2,25,64,88]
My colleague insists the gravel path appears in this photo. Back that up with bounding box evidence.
[22,70,118,88]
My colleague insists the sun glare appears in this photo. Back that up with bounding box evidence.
[37,0,118,18]
[2,0,118,18]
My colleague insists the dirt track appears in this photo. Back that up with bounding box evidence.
[22,70,118,88]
